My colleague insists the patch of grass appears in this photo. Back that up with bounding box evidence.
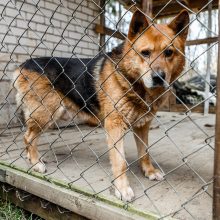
[0,199,43,220]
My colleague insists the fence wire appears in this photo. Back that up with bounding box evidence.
[0,0,218,219]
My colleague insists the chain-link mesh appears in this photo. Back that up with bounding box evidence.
[0,0,218,219]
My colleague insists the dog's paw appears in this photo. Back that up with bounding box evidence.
[147,169,164,181]
[26,152,31,161]
[32,162,46,173]
[115,186,135,202]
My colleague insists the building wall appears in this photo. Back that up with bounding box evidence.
[0,0,100,127]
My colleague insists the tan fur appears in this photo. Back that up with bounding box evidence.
[95,10,189,201]
[13,69,99,171]
[13,10,189,201]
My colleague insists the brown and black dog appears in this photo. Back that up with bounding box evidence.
[13,10,189,202]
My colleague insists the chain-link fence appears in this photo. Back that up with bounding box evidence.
[0,0,218,219]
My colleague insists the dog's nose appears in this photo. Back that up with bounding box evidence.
[152,71,165,86]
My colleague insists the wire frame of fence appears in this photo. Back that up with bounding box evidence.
[0,0,218,219]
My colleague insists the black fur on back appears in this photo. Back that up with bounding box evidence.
[20,55,107,115]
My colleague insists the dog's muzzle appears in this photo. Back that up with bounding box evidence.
[142,70,168,89]
[152,71,166,88]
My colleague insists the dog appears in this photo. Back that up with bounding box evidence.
[13,9,189,202]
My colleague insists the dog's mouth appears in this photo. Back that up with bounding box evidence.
[151,71,168,88]
[152,80,169,89]
[142,75,169,89]
[142,70,170,89]
[152,83,168,89]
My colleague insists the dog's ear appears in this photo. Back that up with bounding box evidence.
[168,10,189,40]
[128,10,149,41]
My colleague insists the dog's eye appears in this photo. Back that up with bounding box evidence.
[164,49,173,57]
[141,50,151,57]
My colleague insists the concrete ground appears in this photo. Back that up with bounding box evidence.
[0,112,215,219]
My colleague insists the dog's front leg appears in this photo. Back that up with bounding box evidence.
[133,122,163,181]
[105,118,134,202]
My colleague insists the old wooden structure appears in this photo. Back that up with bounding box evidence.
[95,0,217,114]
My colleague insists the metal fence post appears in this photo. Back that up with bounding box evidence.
[99,0,106,50]
[204,3,212,115]
[213,0,220,219]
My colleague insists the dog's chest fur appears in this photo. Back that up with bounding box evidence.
[118,102,154,127]
[113,91,167,128]
[98,46,169,128]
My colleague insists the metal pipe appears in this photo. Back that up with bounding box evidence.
[99,0,106,50]
[213,0,220,218]
[204,3,212,115]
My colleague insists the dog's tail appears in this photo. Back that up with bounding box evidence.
[12,69,22,106]
[12,68,25,124]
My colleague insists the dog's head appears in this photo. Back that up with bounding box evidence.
[123,10,189,89]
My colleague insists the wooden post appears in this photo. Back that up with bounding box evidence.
[213,0,220,219]
[0,183,89,220]
[142,0,153,17]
